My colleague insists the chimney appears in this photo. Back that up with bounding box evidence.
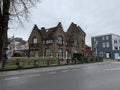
[41,27,46,35]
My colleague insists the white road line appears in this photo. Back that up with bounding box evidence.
[48,72,56,74]
[28,74,41,77]
[72,68,79,71]
[61,70,69,72]
[86,66,98,69]
[105,68,120,71]
[4,77,20,80]
[111,62,120,64]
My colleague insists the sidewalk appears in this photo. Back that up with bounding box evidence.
[0,61,108,77]
[103,58,119,62]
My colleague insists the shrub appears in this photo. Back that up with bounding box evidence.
[6,57,58,68]
[73,53,84,61]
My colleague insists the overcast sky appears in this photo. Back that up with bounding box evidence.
[8,0,120,46]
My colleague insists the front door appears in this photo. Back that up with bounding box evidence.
[106,53,110,58]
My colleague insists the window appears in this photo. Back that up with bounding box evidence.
[44,39,53,44]
[102,36,105,40]
[106,42,109,47]
[94,41,98,48]
[106,36,109,40]
[70,32,75,36]
[45,48,51,56]
[43,40,45,44]
[29,50,39,57]
[99,52,103,57]
[74,50,77,53]
[30,51,34,56]
[102,42,105,48]
[93,38,96,41]
[57,36,63,44]
[73,40,79,46]
[114,40,117,44]
[114,47,118,50]
[58,48,63,58]
[35,50,39,57]
[33,37,37,43]
[65,41,68,46]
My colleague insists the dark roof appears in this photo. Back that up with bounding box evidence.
[77,26,86,36]
[85,45,91,49]
[40,23,62,40]
[42,27,57,40]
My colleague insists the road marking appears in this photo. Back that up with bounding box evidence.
[61,70,69,72]
[28,74,41,77]
[111,62,120,64]
[86,66,98,69]
[48,72,56,74]
[72,68,79,71]
[4,77,20,80]
[105,68,120,71]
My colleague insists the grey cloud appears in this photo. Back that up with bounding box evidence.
[8,0,120,46]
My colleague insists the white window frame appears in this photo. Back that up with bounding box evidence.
[106,36,109,40]
[102,42,105,48]
[102,36,105,40]
[106,42,109,47]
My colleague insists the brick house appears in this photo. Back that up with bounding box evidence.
[28,22,86,60]
[84,45,92,57]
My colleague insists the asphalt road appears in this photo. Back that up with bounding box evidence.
[1,60,120,90]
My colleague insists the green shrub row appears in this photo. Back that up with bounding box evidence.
[2,57,58,70]
[0,56,103,71]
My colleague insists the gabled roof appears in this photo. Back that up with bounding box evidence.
[77,26,86,36]
[44,27,57,39]
[32,24,42,36]
[41,22,63,40]
[67,22,86,37]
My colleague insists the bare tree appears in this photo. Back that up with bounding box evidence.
[0,0,39,68]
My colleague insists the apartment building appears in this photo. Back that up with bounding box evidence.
[91,34,120,59]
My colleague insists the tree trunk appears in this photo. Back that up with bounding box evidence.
[0,0,10,68]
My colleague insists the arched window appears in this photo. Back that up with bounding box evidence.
[58,36,63,44]
[33,37,37,43]
[45,48,51,56]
